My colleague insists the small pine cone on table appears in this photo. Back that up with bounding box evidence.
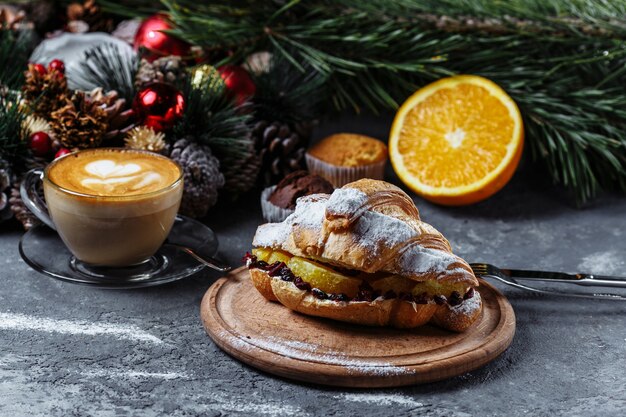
[9,182,41,230]
[22,63,69,118]
[252,120,311,186]
[168,138,225,219]
[135,56,188,90]
[0,160,13,222]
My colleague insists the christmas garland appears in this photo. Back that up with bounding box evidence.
[2,0,626,230]
[0,5,315,229]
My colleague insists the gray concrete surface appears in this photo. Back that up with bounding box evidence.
[1,115,625,416]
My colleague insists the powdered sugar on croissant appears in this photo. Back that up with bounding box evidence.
[254,179,478,287]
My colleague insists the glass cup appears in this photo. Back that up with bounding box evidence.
[21,148,183,272]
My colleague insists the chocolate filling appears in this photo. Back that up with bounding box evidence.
[243,252,475,306]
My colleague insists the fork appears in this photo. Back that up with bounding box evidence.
[470,263,626,300]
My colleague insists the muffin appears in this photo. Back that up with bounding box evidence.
[305,133,388,187]
[261,171,334,222]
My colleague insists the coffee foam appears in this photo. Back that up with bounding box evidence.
[48,149,180,197]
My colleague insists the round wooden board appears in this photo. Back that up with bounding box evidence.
[201,267,515,388]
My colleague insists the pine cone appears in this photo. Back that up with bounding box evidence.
[22,63,69,118]
[221,152,261,197]
[252,120,311,186]
[0,6,28,30]
[87,88,135,142]
[9,182,40,230]
[49,90,109,149]
[168,138,225,218]
[22,154,49,171]
[135,56,188,90]
[22,0,64,36]
[67,0,113,33]
[0,159,13,222]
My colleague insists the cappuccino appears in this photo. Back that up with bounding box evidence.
[44,149,183,266]
[48,148,180,196]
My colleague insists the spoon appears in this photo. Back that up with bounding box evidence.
[165,243,232,273]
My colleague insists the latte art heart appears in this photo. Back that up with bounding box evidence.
[79,159,164,194]
[84,160,141,179]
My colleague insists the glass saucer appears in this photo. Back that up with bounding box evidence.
[18,215,219,289]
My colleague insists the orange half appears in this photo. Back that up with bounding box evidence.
[389,75,524,205]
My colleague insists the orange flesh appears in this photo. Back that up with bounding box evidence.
[396,83,514,188]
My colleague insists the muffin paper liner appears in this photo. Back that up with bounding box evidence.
[305,154,386,187]
[261,186,295,223]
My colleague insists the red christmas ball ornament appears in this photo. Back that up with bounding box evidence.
[218,65,256,105]
[48,59,65,74]
[132,82,185,132]
[134,13,191,62]
[33,63,47,75]
[55,148,72,159]
[29,132,51,157]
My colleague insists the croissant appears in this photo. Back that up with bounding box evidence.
[246,179,482,331]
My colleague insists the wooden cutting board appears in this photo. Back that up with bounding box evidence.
[201,267,515,388]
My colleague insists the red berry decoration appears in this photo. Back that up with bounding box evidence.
[48,59,65,74]
[33,63,47,75]
[29,132,51,157]
[55,148,72,159]
[132,82,185,132]
[217,65,256,105]
[134,13,191,62]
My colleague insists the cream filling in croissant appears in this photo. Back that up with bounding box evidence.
[246,249,475,306]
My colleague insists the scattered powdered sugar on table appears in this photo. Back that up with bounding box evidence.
[81,369,189,380]
[335,393,425,408]
[220,331,414,376]
[325,187,368,216]
[0,312,163,345]
[205,391,305,416]
[578,250,625,275]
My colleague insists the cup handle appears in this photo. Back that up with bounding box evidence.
[20,168,56,231]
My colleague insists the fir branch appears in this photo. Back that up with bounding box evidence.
[98,0,162,18]
[0,29,31,91]
[160,0,626,203]
[0,99,28,168]
[173,69,253,160]
[252,54,329,123]
[174,69,257,197]
[67,43,139,103]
